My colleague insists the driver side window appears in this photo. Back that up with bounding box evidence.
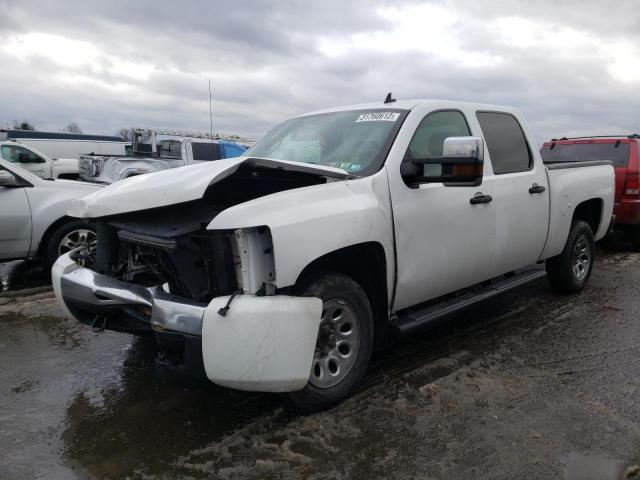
[405,111,471,177]
[1,145,42,163]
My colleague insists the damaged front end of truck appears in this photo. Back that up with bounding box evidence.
[53,158,350,391]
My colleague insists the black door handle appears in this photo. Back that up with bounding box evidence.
[470,193,493,205]
[529,184,546,194]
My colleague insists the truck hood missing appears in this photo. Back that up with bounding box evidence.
[68,156,350,218]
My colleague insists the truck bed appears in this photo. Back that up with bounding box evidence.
[541,161,614,260]
[544,160,613,170]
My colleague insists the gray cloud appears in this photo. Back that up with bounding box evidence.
[0,0,639,142]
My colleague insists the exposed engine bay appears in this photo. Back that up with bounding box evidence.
[79,163,333,303]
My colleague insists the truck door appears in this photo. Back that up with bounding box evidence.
[388,109,498,310]
[1,144,50,178]
[476,111,549,272]
[0,166,32,260]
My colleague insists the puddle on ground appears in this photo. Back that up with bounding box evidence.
[0,260,51,291]
[562,452,623,480]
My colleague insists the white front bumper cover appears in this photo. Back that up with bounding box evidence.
[52,251,322,392]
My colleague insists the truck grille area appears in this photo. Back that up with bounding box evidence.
[120,230,236,302]
[78,157,92,177]
[88,201,238,303]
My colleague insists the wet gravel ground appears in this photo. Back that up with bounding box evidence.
[2,244,640,479]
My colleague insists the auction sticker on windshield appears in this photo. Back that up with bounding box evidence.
[355,112,400,122]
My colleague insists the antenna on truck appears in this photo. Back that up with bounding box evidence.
[208,79,214,149]
[384,92,396,104]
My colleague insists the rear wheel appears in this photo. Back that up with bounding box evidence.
[546,220,594,293]
[289,273,373,412]
[45,221,97,267]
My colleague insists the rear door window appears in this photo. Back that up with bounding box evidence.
[540,142,630,167]
[476,112,532,174]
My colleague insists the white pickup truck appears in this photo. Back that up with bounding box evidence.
[0,140,79,179]
[78,130,249,184]
[53,99,614,410]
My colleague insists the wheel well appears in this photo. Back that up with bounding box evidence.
[37,216,74,257]
[572,198,603,234]
[294,242,389,350]
[56,173,79,180]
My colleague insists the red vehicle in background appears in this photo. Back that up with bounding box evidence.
[541,135,640,248]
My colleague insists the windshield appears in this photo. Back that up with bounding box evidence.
[246,109,407,176]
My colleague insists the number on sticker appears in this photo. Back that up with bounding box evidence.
[355,112,400,123]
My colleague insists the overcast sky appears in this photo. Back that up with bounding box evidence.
[1,0,639,142]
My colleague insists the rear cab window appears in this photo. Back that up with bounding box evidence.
[158,140,183,158]
[476,112,532,174]
[540,141,630,168]
[192,142,221,161]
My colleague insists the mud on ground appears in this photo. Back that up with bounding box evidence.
[1,248,640,479]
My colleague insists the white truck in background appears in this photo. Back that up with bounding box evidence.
[53,98,614,411]
[0,140,80,179]
[78,128,252,184]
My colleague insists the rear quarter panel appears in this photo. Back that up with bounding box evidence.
[540,164,614,260]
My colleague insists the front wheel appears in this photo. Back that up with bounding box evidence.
[289,273,374,412]
[546,220,594,293]
[45,220,97,267]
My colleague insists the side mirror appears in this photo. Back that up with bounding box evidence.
[401,136,484,187]
[0,170,20,187]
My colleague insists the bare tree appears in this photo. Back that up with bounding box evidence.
[116,128,133,141]
[63,122,83,134]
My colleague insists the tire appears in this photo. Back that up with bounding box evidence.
[45,220,97,267]
[289,273,374,412]
[546,220,594,293]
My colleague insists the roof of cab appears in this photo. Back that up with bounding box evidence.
[300,98,517,117]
